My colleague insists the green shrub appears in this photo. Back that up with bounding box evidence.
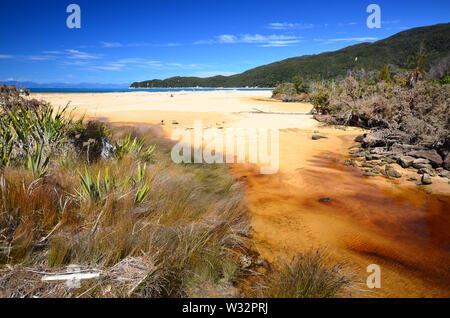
[379,65,392,83]
[312,89,331,114]
[292,76,310,94]
[439,75,450,85]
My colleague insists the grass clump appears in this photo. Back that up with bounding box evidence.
[248,249,355,298]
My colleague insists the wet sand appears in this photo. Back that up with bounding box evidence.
[36,91,450,297]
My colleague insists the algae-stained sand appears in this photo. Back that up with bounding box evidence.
[38,90,450,297]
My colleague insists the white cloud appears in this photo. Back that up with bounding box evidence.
[217,34,238,43]
[167,62,202,69]
[95,64,124,71]
[262,40,302,47]
[99,41,180,48]
[196,34,303,47]
[315,37,377,44]
[43,50,63,54]
[0,55,13,59]
[66,49,100,59]
[100,41,123,48]
[267,22,314,30]
[28,55,56,61]
[338,22,358,26]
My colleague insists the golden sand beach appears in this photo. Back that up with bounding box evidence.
[35,90,450,298]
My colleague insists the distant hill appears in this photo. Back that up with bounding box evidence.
[131,23,450,88]
[1,81,129,89]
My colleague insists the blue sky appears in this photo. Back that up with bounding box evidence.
[0,0,449,85]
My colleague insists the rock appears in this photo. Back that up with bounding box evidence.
[312,135,328,140]
[406,149,443,167]
[418,168,435,176]
[371,147,387,154]
[318,197,331,203]
[391,143,425,155]
[363,172,379,177]
[313,114,331,122]
[344,159,357,167]
[383,165,402,178]
[437,169,450,178]
[382,158,396,164]
[397,156,415,168]
[362,132,385,148]
[444,153,450,171]
[172,121,179,125]
[350,152,365,158]
[407,177,417,182]
[354,134,365,143]
[365,154,382,161]
[412,158,430,169]
[421,173,432,185]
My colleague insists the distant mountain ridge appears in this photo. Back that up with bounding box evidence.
[1,81,129,89]
[131,23,450,88]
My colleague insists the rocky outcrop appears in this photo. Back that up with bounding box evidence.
[406,149,443,167]
[444,153,450,171]
[351,132,450,185]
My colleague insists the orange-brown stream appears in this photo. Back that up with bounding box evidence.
[229,130,450,298]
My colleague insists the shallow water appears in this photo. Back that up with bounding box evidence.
[229,132,450,297]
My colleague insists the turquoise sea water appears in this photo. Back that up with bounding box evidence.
[28,88,272,93]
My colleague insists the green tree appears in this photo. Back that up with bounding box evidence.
[292,76,310,94]
[379,65,392,83]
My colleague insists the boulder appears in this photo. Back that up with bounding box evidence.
[397,156,415,168]
[391,143,425,155]
[366,154,382,161]
[370,147,387,154]
[437,168,450,178]
[444,153,450,171]
[383,165,402,178]
[354,134,365,143]
[406,149,443,167]
[362,132,385,148]
[421,173,432,185]
[418,168,435,176]
[412,158,430,169]
[313,114,331,122]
